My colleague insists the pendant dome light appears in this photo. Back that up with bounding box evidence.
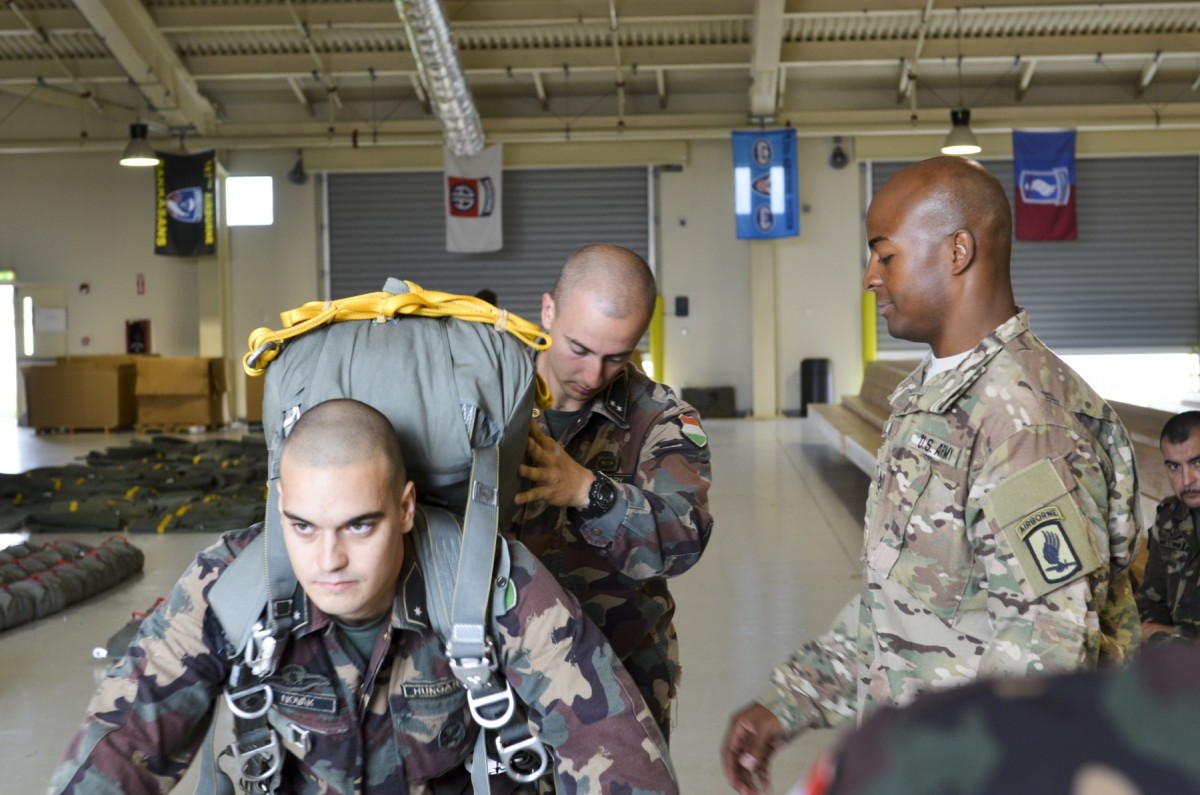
[940,9,981,157]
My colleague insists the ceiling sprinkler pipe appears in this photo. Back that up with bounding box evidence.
[395,0,485,157]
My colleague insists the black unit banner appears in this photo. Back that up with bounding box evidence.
[154,150,216,257]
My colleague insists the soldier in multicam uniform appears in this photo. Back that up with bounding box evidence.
[1137,410,1200,644]
[511,244,713,740]
[799,644,1200,795]
[50,400,678,794]
[723,156,1141,794]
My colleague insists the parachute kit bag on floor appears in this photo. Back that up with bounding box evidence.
[0,536,145,632]
[202,279,551,792]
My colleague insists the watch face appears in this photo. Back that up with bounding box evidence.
[585,473,616,517]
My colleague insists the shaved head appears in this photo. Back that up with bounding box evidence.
[552,244,657,324]
[880,156,1013,276]
[282,399,405,482]
[864,156,1018,356]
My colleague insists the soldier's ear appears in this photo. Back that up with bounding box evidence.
[396,480,417,535]
[540,292,556,330]
[948,229,976,275]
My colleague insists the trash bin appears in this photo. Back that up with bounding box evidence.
[800,358,832,418]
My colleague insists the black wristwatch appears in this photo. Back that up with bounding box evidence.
[578,472,618,520]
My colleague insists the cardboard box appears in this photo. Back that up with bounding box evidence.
[244,372,265,424]
[136,357,225,397]
[24,363,136,430]
[137,394,225,428]
[682,386,737,418]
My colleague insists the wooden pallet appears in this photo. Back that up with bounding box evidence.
[33,425,126,435]
[134,423,222,435]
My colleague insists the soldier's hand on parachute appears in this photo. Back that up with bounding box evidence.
[515,423,593,510]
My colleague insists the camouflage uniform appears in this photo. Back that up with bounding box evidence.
[511,365,713,730]
[1136,496,1200,640]
[49,524,678,794]
[759,310,1141,737]
[812,644,1200,795]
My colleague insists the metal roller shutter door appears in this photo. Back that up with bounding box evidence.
[870,157,1199,355]
[327,168,650,326]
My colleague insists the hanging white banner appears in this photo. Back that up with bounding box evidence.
[444,143,503,253]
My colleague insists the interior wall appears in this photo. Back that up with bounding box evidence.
[0,149,322,421]
[2,142,869,423]
[222,149,322,419]
[0,152,201,357]
[773,138,865,413]
[657,138,865,416]
[657,141,753,413]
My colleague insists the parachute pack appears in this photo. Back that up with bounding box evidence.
[202,278,551,792]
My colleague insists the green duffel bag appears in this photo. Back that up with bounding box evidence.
[7,576,64,621]
[0,584,36,631]
[47,563,89,605]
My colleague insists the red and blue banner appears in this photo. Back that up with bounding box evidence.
[155,150,216,257]
[732,128,799,240]
[1013,129,1076,241]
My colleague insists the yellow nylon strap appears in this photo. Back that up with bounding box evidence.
[243,282,553,409]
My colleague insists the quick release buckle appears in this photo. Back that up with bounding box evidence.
[447,641,498,691]
[234,730,282,782]
[495,734,549,783]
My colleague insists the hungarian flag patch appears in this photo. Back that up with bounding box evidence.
[679,415,707,447]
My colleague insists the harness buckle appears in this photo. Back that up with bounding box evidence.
[465,682,516,730]
[447,642,498,692]
[244,621,279,678]
[225,681,274,720]
[234,730,283,783]
[286,723,312,754]
[495,733,549,783]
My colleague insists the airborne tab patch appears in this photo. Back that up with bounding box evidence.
[1017,507,1081,584]
[908,432,962,467]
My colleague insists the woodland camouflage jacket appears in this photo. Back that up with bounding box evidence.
[50,524,678,794]
[511,365,713,723]
[1137,496,1200,638]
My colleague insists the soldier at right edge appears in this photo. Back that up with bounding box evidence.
[722,155,1141,794]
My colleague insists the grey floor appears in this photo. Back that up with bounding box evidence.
[0,417,867,794]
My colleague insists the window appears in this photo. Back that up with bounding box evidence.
[226,176,274,226]
[1061,353,1200,413]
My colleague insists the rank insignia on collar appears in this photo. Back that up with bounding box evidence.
[680,415,707,447]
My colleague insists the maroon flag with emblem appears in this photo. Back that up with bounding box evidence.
[1013,130,1077,241]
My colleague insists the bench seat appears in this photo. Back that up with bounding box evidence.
[811,363,1172,585]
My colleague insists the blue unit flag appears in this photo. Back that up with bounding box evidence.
[731,128,799,240]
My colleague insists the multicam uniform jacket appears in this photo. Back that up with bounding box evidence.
[49,524,678,794]
[511,365,713,725]
[759,310,1141,737]
[1136,496,1200,639]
